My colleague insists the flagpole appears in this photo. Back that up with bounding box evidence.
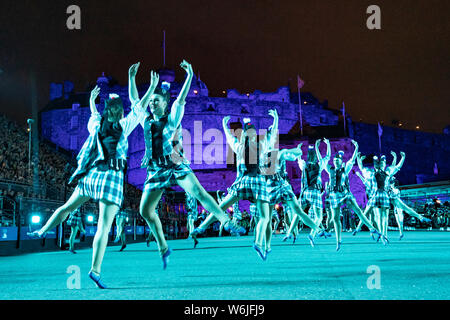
[342,101,346,135]
[297,75,303,136]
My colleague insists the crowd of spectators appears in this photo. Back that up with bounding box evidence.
[422,201,450,230]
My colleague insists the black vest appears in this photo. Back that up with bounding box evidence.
[305,163,320,187]
[98,117,122,159]
[374,169,388,190]
[244,138,260,176]
[329,166,349,192]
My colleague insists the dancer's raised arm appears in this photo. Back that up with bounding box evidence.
[222,116,241,154]
[356,152,372,178]
[89,85,100,115]
[389,151,405,176]
[140,70,159,110]
[280,143,303,162]
[128,62,140,105]
[345,140,359,174]
[87,85,101,134]
[168,60,193,128]
[265,109,279,150]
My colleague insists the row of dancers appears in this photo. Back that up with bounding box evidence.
[26,61,428,289]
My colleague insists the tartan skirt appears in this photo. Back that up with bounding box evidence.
[368,190,391,208]
[143,161,193,194]
[327,190,356,209]
[67,214,83,228]
[75,167,124,207]
[389,188,401,206]
[227,174,270,203]
[300,188,323,210]
[266,177,296,205]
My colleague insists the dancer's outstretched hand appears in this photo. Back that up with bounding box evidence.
[323,138,330,145]
[268,109,278,119]
[180,60,193,75]
[352,139,359,147]
[150,70,159,89]
[400,151,405,157]
[129,62,140,78]
[223,115,231,126]
[90,85,100,102]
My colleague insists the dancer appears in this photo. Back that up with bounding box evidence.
[263,143,323,250]
[67,208,86,254]
[390,177,405,240]
[283,204,300,243]
[114,209,128,251]
[249,203,259,234]
[386,152,431,238]
[285,139,330,240]
[131,60,244,269]
[231,202,243,236]
[271,208,280,235]
[324,140,383,251]
[185,192,199,247]
[191,112,277,260]
[353,153,379,236]
[28,63,152,288]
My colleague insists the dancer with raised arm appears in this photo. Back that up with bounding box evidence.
[28,64,151,288]
[353,152,378,237]
[131,60,244,269]
[284,139,330,241]
[263,143,324,250]
[191,113,277,260]
[386,152,431,239]
[324,140,383,251]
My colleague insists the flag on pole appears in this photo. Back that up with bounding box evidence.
[434,162,439,175]
[297,75,305,89]
[297,75,304,135]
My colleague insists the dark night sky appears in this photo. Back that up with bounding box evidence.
[1,0,449,133]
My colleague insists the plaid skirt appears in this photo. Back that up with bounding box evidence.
[327,190,356,209]
[75,167,124,207]
[143,161,193,194]
[227,174,270,203]
[300,188,323,210]
[368,190,391,208]
[389,188,401,206]
[67,214,83,228]
[266,177,296,205]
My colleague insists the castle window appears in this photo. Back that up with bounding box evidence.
[70,136,77,150]
[70,116,78,130]
[206,102,216,111]
[241,104,249,114]
[320,115,326,124]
